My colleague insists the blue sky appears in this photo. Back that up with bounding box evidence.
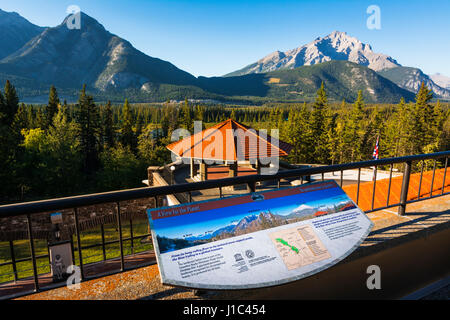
[150,186,348,239]
[1,0,449,77]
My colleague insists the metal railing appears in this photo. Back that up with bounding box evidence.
[0,150,448,298]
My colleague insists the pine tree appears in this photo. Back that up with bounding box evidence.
[120,99,135,150]
[310,82,330,163]
[285,103,312,164]
[2,80,19,126]
[35,108,45,129]
[410,82,434,155]
[346,90,365,162]
[12,103,29,134]
[45,85,60,129]
[327,113,339,165]
[77,85,101,174]
[103,101,115,149]
[181,99,193,131]
[0,90,5,124]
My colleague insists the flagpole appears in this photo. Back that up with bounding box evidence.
[372,135,379,182]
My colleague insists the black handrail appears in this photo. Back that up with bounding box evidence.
[1,151,449,217]
[1,151,449,218]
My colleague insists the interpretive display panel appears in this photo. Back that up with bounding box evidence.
[147,180,373,289]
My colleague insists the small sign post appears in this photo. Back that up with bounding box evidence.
[48,212,73,282]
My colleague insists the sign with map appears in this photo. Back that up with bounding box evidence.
[147,180,373,289]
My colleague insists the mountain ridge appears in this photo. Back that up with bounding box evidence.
[0,12,199,91]
[0,11,438,103]
[225,30,450,100]
[0,8,45,60]
[225,31,401,77]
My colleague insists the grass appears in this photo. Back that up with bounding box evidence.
[0,220,153,284]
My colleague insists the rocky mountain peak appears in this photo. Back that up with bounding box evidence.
[0,8,45,60]
[226,31,401,76]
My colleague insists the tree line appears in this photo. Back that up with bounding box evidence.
[0,80,448,204]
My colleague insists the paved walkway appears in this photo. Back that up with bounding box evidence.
[0,251,156,299]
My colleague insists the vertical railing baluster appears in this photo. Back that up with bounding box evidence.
[188,192,192,203]
[219,187,223,198]
[430,160,436,198]
[47,244,51,271]
[26,214,39,291]
[321,172,324,181]
[340,170,343,187]
[9,240,18,282]
[70,236,76,266]
[398,161,412,216]
[442,157,448,195]
[386,164,393,207]
[277,179,281,188]
[300,176,304,185]
[371,166,377,211]
[356,168,361,205]
[130,219,134,255]
[101,224,106,261]
[417,160,424,200]
[116,202,125,271]
[73,208,84,281]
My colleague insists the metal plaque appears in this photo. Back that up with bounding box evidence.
[147,180,373,290]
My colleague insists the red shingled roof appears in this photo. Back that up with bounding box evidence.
[167,119,293,161]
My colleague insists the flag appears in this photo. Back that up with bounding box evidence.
[372,136,379,160]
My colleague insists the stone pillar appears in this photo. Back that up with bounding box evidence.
[256,159,261,175]
[200,161,208,181]
[228,162,238,178]
[147,166,160,186]
[190,158,198,179]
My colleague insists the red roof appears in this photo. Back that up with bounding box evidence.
[167,119,293,161]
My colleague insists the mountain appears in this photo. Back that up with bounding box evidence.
[0,12,421,103]
[285,204,316,219]
[200,61,415,103]
[0,12,198,92]
[0,9,45,60]
[225,31,400,77]
[186,212,285,241]
[378,67,450,100]
[430,73,450,90]
[225,30,449,100]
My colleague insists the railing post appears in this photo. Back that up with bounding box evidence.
[73,208,84,281]
[247,181,256,193]
[442,157,448,195]
[26,214,39,292]
[371,166,377,211]
[356,168,361,205]
[116,202,125,271]
[69,236,76,265]
[398,161,412,216]
[9,240,18,282]
[101,224,106,261]
[130,219,134,255]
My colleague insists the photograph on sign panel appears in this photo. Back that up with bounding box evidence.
[151,184,357,254]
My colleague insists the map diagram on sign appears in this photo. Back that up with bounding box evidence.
[269,225,331,270]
